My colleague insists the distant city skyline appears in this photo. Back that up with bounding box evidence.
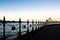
[0,0,60,21]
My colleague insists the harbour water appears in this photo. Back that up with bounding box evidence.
[0,23,44,40]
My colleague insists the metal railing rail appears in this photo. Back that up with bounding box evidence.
[0,16,44,40]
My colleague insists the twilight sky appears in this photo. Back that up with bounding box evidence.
[0,0,60,21]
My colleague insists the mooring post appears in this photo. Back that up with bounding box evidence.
[27,20,29,33]
[3,16,6,40]
[19,18,21,36]
[32,20,34,31]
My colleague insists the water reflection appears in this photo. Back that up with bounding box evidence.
[0,23,44,40]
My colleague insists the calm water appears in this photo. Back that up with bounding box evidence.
[0,23,44,40]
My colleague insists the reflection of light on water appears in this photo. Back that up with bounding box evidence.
[6,35,18,40]
[0,23,44,40]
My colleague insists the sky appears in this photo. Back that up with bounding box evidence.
[0,0,60,21]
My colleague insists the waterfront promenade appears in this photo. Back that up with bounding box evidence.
[14,24,60,40]
[0,17,60,40]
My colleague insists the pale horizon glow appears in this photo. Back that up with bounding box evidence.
[0,0,60,21]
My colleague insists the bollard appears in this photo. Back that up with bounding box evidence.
[3,16,6,40]
[27,20,29,34]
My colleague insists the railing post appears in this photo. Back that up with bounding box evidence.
[19,18,21,36]
[3,16,6,40]
[35,21,37,30]
[38,21,39,29]
[32,20,34,31]
[27,20,29,33]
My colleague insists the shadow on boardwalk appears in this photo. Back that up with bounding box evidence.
[14,24,60,40]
